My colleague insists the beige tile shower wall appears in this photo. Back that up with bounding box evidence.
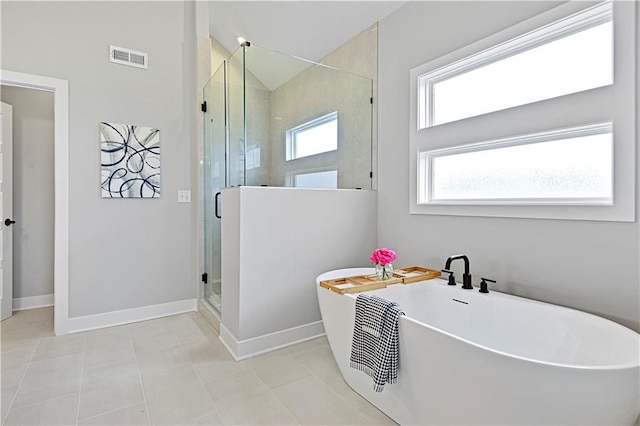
[321,23,378,81]
[267,24,377,189]
[322,23,378,190]
[245,85,272,186]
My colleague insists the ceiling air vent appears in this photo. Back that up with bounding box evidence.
[109,45,148,70]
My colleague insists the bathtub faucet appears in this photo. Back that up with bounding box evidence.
[445,254,473,290]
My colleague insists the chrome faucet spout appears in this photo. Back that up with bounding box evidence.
[445,254,473,289]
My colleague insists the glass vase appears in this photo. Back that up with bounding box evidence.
[375,263,394,281]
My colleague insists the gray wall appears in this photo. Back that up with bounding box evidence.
[1,1,197,317]
[0,86,54,300]
[378,1,640,331]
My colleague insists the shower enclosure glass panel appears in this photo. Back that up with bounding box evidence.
[202,43,373,313]
[203,64,225,312]
[242,44,373,189]
[227,47,247,187]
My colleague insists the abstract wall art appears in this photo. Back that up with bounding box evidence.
[100,122,160,198]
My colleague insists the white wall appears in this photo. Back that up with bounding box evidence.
[0,86,54,304]
[378,1,640,331]
[1,1,197,319]
[220,186,377,359]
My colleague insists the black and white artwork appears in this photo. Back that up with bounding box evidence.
[100,122,160,198]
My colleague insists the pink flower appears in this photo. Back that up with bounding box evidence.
[370,248,397,266]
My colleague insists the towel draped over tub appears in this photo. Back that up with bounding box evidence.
[349,293,405,392]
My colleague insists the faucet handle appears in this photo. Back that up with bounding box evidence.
[441,269,456,286]
[479,277,496,294]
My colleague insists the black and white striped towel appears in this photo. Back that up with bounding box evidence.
[349,293,405,392]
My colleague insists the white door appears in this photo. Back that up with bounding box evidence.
[1,102,13,321]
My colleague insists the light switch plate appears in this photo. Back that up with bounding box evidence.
[177,190,191,203]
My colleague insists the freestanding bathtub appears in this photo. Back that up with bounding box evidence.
[317,268,640,425]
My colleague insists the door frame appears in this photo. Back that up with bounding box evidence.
[1,101,14,321]
[0,70,69,335]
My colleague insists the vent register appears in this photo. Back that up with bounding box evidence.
[109,45,148,69]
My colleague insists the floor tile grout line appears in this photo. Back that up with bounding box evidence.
[286,344,389,425]
[261,350,315,391]
[129,326,154,426]
[74,335,89,426]
[75,400,148,425]
[2,392,81,418]
[314,367,385,423]
[189,312,340,425]
[250,373,303,426]
[179,311,305,425]
[190,311,220,340]
[1,330,44,425]
[218,360,302,425]
[132,314,224,424]
[173,314,226,425]
[242,342,317,425]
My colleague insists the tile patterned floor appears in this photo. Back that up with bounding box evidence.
[1,307,396,425]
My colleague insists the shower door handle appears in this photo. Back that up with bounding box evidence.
[214,192,221,219]
[4,218,15,226]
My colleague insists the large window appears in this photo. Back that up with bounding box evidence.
[418,3,613,128]
[419,123,612,204]
[409,0,636,221]
[286,111,338,161]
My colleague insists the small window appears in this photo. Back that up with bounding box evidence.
[246,145,260,170]
[418,1,612,128]
[286,112,337,161]
[419,123,612,205]
[292,170,337,189]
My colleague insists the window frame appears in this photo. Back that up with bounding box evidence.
[418,122,613,205]
[418,1,613,129]
[408,0,636,222]
[287,168,339,189]
[285,111,338,161]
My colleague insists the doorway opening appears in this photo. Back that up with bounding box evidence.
[0,70,70,335]
[1,87,55,316]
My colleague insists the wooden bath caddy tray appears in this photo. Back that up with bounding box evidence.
[319,274,402,294]
[319,267,441,294]
[394,266,441,284]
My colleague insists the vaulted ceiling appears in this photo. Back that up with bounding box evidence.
[209,1,408,62]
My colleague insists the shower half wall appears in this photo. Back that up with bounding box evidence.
[202,42,374,313]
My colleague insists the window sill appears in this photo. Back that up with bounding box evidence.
[409,202,633,222]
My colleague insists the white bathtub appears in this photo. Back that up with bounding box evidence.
[317,268,640,425]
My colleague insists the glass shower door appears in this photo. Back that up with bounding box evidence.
[203,63,226,312]
[226,45,247,187]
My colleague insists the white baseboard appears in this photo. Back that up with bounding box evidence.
[65,298,198,334]
[219,320,326,361]
[13,294,54,311]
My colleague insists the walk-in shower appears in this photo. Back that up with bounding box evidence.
[201,42,374,312]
